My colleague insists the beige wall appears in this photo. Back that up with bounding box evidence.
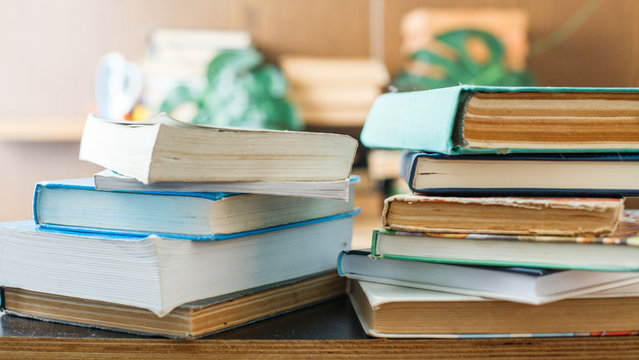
[1,0,639,221]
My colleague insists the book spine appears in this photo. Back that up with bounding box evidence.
[32,183,44,225]
[400,152,421,193]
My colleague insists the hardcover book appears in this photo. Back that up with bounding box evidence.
[2,272,345,338]
[348,280,639,338]
[0,213,355,316]
[382,194,623,236]
[79,113,358,184]
[360,85,639,154]
[401,151,639,197]
[338,250,639,304]
[33,178,356,240]
[370,210,639,271]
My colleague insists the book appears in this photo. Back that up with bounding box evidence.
[370,210,639,271]
[338,250,639,305]
[0,213,355,316]
[279,56,389,87]
[2,272,345,338]
[382,194,623,236]
[33,178,356,240]
[360,85,639,154]
[348,279,639,338]
[401,151,639,197]
[79,113,358,184]
[93,170,355,200]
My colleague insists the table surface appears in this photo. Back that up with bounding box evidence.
[2,296,639,359]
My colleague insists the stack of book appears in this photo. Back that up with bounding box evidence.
[0,113,360,338]
[279,55,389,127]
[340,84,639,338]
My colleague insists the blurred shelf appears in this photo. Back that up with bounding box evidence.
[0,117,84,142]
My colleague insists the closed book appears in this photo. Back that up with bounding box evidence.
[33,178,356,240]
[382,194,623,236]
[338,250,639,304]
[360,85,639,154]
[370,210,639,271]
[79,113,358,184]
[401,151,639,197]
[93,170,355,201]
[2,272,345,339]
[0,213,355,316]
[348,280,639,338]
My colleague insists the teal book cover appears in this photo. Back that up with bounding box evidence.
[369,209,639,271]
[360,85,639,154]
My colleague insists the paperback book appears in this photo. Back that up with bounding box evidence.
[79,113,358,184]
[338,250,639,304]
[93,170,356,200]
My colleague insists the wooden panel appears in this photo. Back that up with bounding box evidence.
[0,142,102,222]
[0,0,369,120]
[383,0,639,86]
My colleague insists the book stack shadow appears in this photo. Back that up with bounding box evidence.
[339,85,639,338]
[0,114,359,338]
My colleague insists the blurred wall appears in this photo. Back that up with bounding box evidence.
[1,0,638,221]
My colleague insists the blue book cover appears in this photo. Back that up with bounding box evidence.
[360,85,639,154]
[401,151,639,197]
[33,178,358,241]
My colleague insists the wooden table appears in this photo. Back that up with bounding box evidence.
[2,296,639,359]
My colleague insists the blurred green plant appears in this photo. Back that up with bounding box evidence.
[160,48,302,130]
[391,29,534,91]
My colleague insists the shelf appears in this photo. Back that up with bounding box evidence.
[0,117,84,142]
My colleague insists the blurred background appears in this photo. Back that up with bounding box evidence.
[1,0,638,243]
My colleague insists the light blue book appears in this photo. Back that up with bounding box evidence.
[33,178,357,240]
[360,85,639,154]
[0,212,356,316]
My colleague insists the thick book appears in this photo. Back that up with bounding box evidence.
[360,85,639,154]
[401,151,639,197]
[338,250,639,305]
[382,194,623,236]
[348,279,639,338]
[93,170,355,200]
[33,178,356,240]
[2,272,345,339]
[79,113,358,184]
[0,213,355,316]
[370,210,639,271]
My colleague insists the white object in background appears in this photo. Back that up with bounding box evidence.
[95,52,143,119]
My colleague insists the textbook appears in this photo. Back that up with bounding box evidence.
[79,113,358,184]
[0,213,355,316]
[348,280,639,338]
[401,151,639,197]
[338,250,639,305]
[382,194,623,236]
[33,178,356,240]
[360,85,639,154]
[371,210,639,271]
[93,170,355,200]
[2,272,345,338]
